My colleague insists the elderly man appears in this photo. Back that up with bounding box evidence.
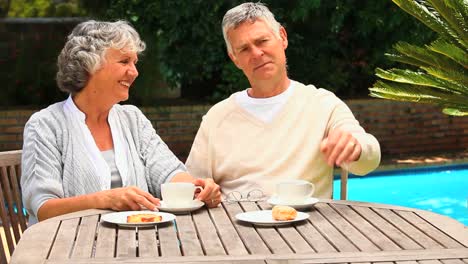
[186,2,380,199]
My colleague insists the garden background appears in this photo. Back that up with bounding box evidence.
[0,0,466,162]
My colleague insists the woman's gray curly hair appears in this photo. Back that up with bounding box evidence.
[222,2,281,54]
[56,20,146,94]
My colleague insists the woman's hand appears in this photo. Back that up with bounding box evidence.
[100,186,160,211]
[192,178,222,208]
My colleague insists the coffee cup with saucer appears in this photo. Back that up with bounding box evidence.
[159,182,205,214]
[267,180,318,209]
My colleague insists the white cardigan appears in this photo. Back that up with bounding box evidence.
[21,100,185,223]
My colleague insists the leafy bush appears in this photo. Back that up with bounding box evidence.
[1,1,437,106]
[105,0,435,101]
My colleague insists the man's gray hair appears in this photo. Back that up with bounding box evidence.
[56,20,146,94]
[222,2,281,54]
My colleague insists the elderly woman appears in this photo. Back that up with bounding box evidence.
[21,20,221,224]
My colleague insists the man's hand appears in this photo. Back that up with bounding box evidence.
[192,178,222,208]
[320,129,361,167]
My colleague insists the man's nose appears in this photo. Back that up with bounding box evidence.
[251,46,264,57]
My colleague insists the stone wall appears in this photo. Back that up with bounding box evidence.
[0,99,466,162]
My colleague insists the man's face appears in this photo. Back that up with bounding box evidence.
[227,19,288,84]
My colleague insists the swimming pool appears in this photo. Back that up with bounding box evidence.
[332,164,468,226]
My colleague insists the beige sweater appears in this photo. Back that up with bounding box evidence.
[186,82,380,198]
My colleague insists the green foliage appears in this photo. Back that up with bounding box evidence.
[102,0,435,102]
[370,0,468,116]
[0,22,77,107]
[0,0,440,106]
[8,0,85,17]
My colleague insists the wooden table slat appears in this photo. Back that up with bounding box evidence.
[71,215,100,258]
[374,208,444,249]
[223,202,271,254]
[439,260,467,264]
[396,210,465,248]
[10,220,60,263]
[158,221,181,256]
[352,206,422,250]
[331,204,401,251]
[39,248,468,264]
[257,201,314,254]
[137,226,158,257]
[116,227,136,258]
[315,203,380,252]
[241,202,293,254]
[175,213,204,256]
[418,260,444,264]
[308,204,358,252]
[94,221,117,258]
[294,220,337,253]
[208,204,249,255]
[266,248,468,263]
[192,207,226,255]
[48,218,80,259]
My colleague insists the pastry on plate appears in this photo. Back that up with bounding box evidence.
[126,213,162,223]
[272,205,297,221]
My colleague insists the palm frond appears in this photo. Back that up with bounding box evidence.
[427,0,468,48]
[384,53,432,68]
[372,0,468,116]
[428,38,468,68]
[390,42,467,74]
[369,80,468,107]
[392,0,467,48]
[442,107,468,116]
[375,68,467,95]
[422,65,468,87]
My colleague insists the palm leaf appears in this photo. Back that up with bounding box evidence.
[442,107,468,116]
[375,68,467,95]
[422,65,468,87]
[392,0,466,48]
[384,53,432,68]
[371,0,468,116]
[392,42,467,74]
[427,0,468,47]
[370,80,468,107]
[427,38,467,68]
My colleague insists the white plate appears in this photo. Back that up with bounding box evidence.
[101,211,175,227]
[158,200,205,214]
[267,196,319,209]
[235,210,309,226]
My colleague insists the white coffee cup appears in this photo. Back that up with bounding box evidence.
[161,182,203,208]
[276,180,315,204]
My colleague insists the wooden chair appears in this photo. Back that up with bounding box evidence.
[340,169,348,200]
[0,150,26,263]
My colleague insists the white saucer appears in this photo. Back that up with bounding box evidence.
[158,200,205,214]
[267,196,319,209]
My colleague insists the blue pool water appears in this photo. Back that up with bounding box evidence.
[333,164,468,226]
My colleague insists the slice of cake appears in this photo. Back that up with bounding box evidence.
[126,213,162,223]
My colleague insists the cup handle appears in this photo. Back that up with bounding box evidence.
[307,182,315,197]
[194,186,204,198]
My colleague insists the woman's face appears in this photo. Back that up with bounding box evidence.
[86,48,139,104]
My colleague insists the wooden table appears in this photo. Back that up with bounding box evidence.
[11,199,468,263]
